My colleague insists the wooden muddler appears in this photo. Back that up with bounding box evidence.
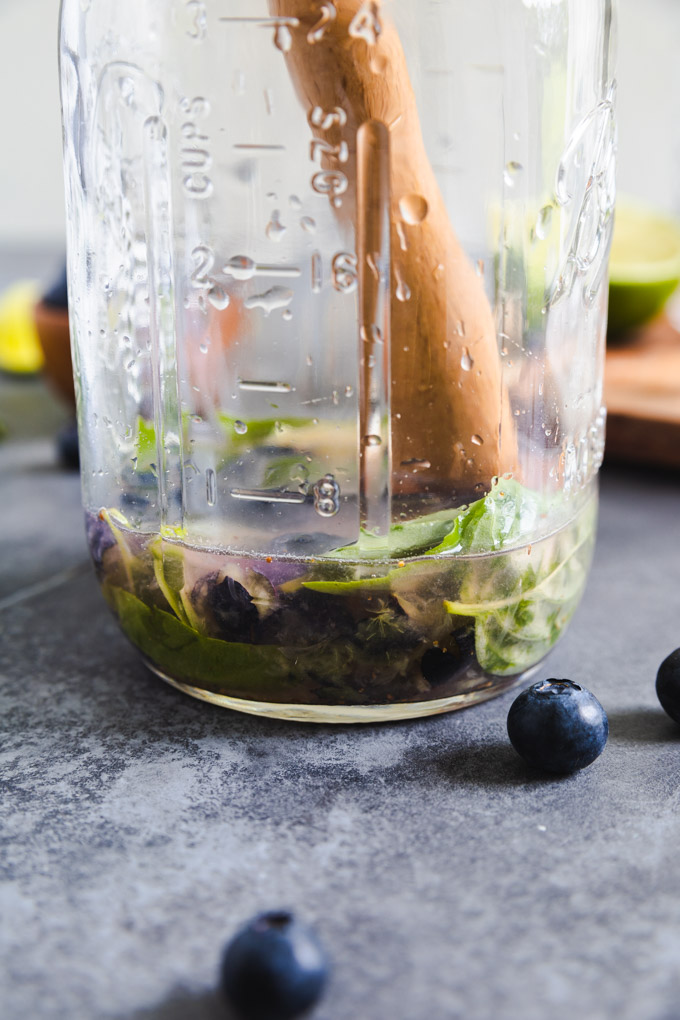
[269,0,517,501]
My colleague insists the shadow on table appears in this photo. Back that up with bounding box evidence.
[128,987,230,1020]
[411,741,567,788]
[606,706,680,744]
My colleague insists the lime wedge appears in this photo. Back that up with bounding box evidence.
[608,200,680,334]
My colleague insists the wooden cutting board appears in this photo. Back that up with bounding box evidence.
[604,313,680,468]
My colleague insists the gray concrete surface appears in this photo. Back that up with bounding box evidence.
[2,412,680,1020]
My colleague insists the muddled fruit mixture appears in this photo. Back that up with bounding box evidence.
[88,479,596,708]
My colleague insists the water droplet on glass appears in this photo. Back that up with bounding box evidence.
[396,222,408,252]
[471,434,483,446]
[399,193,428,225]
[282,309,293,321]
[199,342,209,354]
[266,191,278,202]
[266,210,287,242]
[460,346,474,371]
[395,268,411,302]
[234,420,248,435]
[289,194,302,210]
[476,259,485,277]
[223,255,256,281]
[533,204,554,242]
[360,323,383,344]
[344,385,353,397]
[206,468,216,506]
[504,161,523,187]
[300,216,316,234]
[364,434,382,447]
[370,53,388,74]
[545,428,552,437]
[208,285,230,310]
[306,354,313,367]
[274,24,293,52]
[332,389,339,405]
[233,70,245,95]
[244,286,294,316]
[311,250,322,293]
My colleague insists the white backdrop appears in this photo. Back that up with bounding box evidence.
[0,0,677,246]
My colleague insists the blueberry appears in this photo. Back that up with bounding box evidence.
[421,630,475,686]
[85,511,116,571]
[191,572,259,641]
[56,419,79,470]
[219,911,329,1020]
[656,648,680,723]
[259,589,355,647]
[507,679,608,774]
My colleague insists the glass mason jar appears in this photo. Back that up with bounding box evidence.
[60,0,615,722]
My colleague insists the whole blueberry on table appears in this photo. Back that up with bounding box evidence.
[656,648,680,723]
[219,911,329,1020]
[507,679,608,774]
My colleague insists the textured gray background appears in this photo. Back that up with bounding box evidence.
[3,391,680,1020]
[3,244,680,1020]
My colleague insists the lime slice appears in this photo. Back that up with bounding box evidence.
[608,200,680,334]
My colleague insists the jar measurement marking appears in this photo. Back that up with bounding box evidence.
[308,105,349,206]
[233,143,286,152]
[237,380,293,393]
[230,488,307,505]
[311,251,322,292]
[180,96,212,197]
[310,138,349,163]
[311,170,348,204]
[348,1,382,45]
[223,256,301,280]
[218,15,299,51]
[309,106,347,130]
[313,474,341,517]
[219,16,299,25]
[332,252,358,292]
[190,244,229,310]
[205,467,216,506]
[184,0,206,40]
[307,2,337,44]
